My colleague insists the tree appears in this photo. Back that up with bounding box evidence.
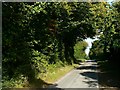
[89,40,105,60]
[3,2,110,87]
[2,3,34,79]
[74,41,88,60]
[89,1,120,63]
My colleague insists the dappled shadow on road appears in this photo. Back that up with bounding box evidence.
[77,65,120,90]
[85,60,96,62]
[76,65,97,70]
[92,63,98,65]
[75,61,99,88]
[83,81,98,87]
[76,60,97,70]
[80,71,98,88]
[80,71,98,80]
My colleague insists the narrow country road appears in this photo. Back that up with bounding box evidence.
[48,60,99,89]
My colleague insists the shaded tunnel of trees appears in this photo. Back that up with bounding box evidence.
[2,1,120,88]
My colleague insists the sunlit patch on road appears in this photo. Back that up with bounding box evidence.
[48,60,99,88]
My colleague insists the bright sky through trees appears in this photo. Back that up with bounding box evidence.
[84,0,114,56]
[85,37,98,56]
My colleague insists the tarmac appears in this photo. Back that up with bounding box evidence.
[48,60,99,89]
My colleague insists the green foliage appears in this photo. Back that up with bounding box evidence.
[89,40,105,60]
[89,1,120,62]
[3,2,113,87]
[2,75,28,88]
[74,41,88,60]
[32,50,49,74]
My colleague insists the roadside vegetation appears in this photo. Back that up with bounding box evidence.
[2,1,120,88]
[74,41,89,61]
[89,2,120,88]
[97,61,120,88]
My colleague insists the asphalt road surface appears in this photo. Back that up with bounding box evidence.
[48,60,99,89]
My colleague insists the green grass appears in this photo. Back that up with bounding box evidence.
[29,63,79,88]
[39,64,77,84]
[2,61,79,88]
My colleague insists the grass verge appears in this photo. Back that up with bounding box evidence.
[42,64,76,83]
[43,65,74,83]
[34,63,79,87]
[3,63,79,88]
